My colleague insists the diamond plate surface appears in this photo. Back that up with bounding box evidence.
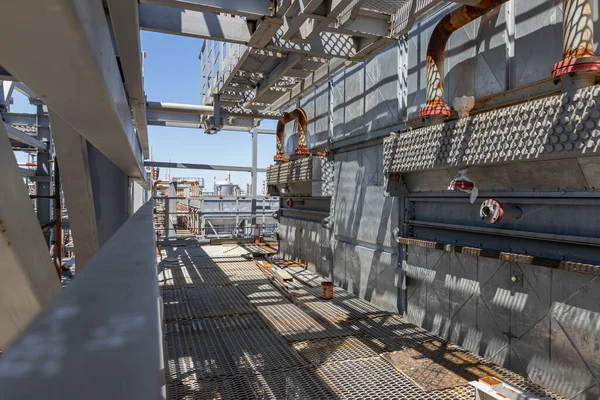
[162,287,256,320]
[292,336,387,365]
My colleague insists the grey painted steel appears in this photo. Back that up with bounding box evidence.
[50,111,100,269]
[139,3,251,44]
[0,66,14,81]
[107,0,150,159]
[0,0,144,180]
[4,123,45,150]
[87,142,130,247]
[35,105,52,246]
[140,0,271,18]
[0,202,161,400]
[0,121,60,349]
[145,160,266,173]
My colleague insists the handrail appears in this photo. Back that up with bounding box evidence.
[0,201,162,400]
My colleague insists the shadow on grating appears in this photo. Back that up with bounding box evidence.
[162,286,257,321]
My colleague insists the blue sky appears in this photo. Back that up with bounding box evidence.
[141,31,276,192]
[12,31,276,193]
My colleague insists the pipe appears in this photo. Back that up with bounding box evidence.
[54,156,62,276]
[420,0,508,118]
[274,108,309,162]
[552,0,599,84]
[146,101,214,115]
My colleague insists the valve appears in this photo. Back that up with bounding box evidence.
[480,199,522,224]
[448,168,479,204]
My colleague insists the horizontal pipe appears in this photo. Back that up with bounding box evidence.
[146,101,214,115]
[409,219,600,247]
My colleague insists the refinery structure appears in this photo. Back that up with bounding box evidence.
[1,1,600,399]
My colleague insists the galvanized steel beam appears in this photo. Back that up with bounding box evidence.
[0,121,60,349]
[138,3,252,44]
[107,0,150,159]
[139,0,272,18]
[145,161,266,173]
[0,202,161,399]
[4,123,46,150]
[0,0,145,180]
[50,111,100,269]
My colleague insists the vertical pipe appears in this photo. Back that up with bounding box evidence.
[562,0,595,60]
[420,0,509,117]
[251,129,258,228]
[552,0,599,86]
[54,156,62,280]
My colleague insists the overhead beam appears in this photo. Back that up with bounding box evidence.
[145,161,266,173]
[139,6,358,59]
[107,0,150,159]
[139,3,251,44]
[0,0,145,180]
[0,121,61,350]
[4,123,46,150]
[139,0,271,18]
[254,53,303,101]
[50,111,100,269]
[0,66,14,81]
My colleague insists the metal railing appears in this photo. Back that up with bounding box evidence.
[153,196,279,240]
[0,201,162,399]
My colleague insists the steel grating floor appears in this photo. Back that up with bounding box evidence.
[160,244,564,400]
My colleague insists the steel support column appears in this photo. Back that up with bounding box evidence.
[0,121,60,349]
[36,104,52,247]
[50,111,100,269]
[251,128,258,227]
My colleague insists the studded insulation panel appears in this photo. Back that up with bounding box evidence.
[162,287,257,321]
[266,156,334,197]
[383,84,600,173]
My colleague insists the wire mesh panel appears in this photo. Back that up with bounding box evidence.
[317,357,475,400]
[166,374,257,400]
[164,315,308,382]
[162,286,257,320]
[303,285,394,320]
[159,266,233,289]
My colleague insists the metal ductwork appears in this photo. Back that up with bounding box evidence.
[552,0,600,89]
[274,108,308,162]
[420,0,509,119]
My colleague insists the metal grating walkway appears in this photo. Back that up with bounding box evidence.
[160,244,564,400]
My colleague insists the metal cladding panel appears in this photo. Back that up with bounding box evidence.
[473,6,507,98]
[279,218,331,278]
[331,72,345,139]
[514,0,562,87]
[445,17,479,104]
[364,44,401,132]
[342,62,366,139]
[332,242,398,313]
[300,88,316,148]
[313,82,329,149]
[333,145,398,249]
[404,245,600,399]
